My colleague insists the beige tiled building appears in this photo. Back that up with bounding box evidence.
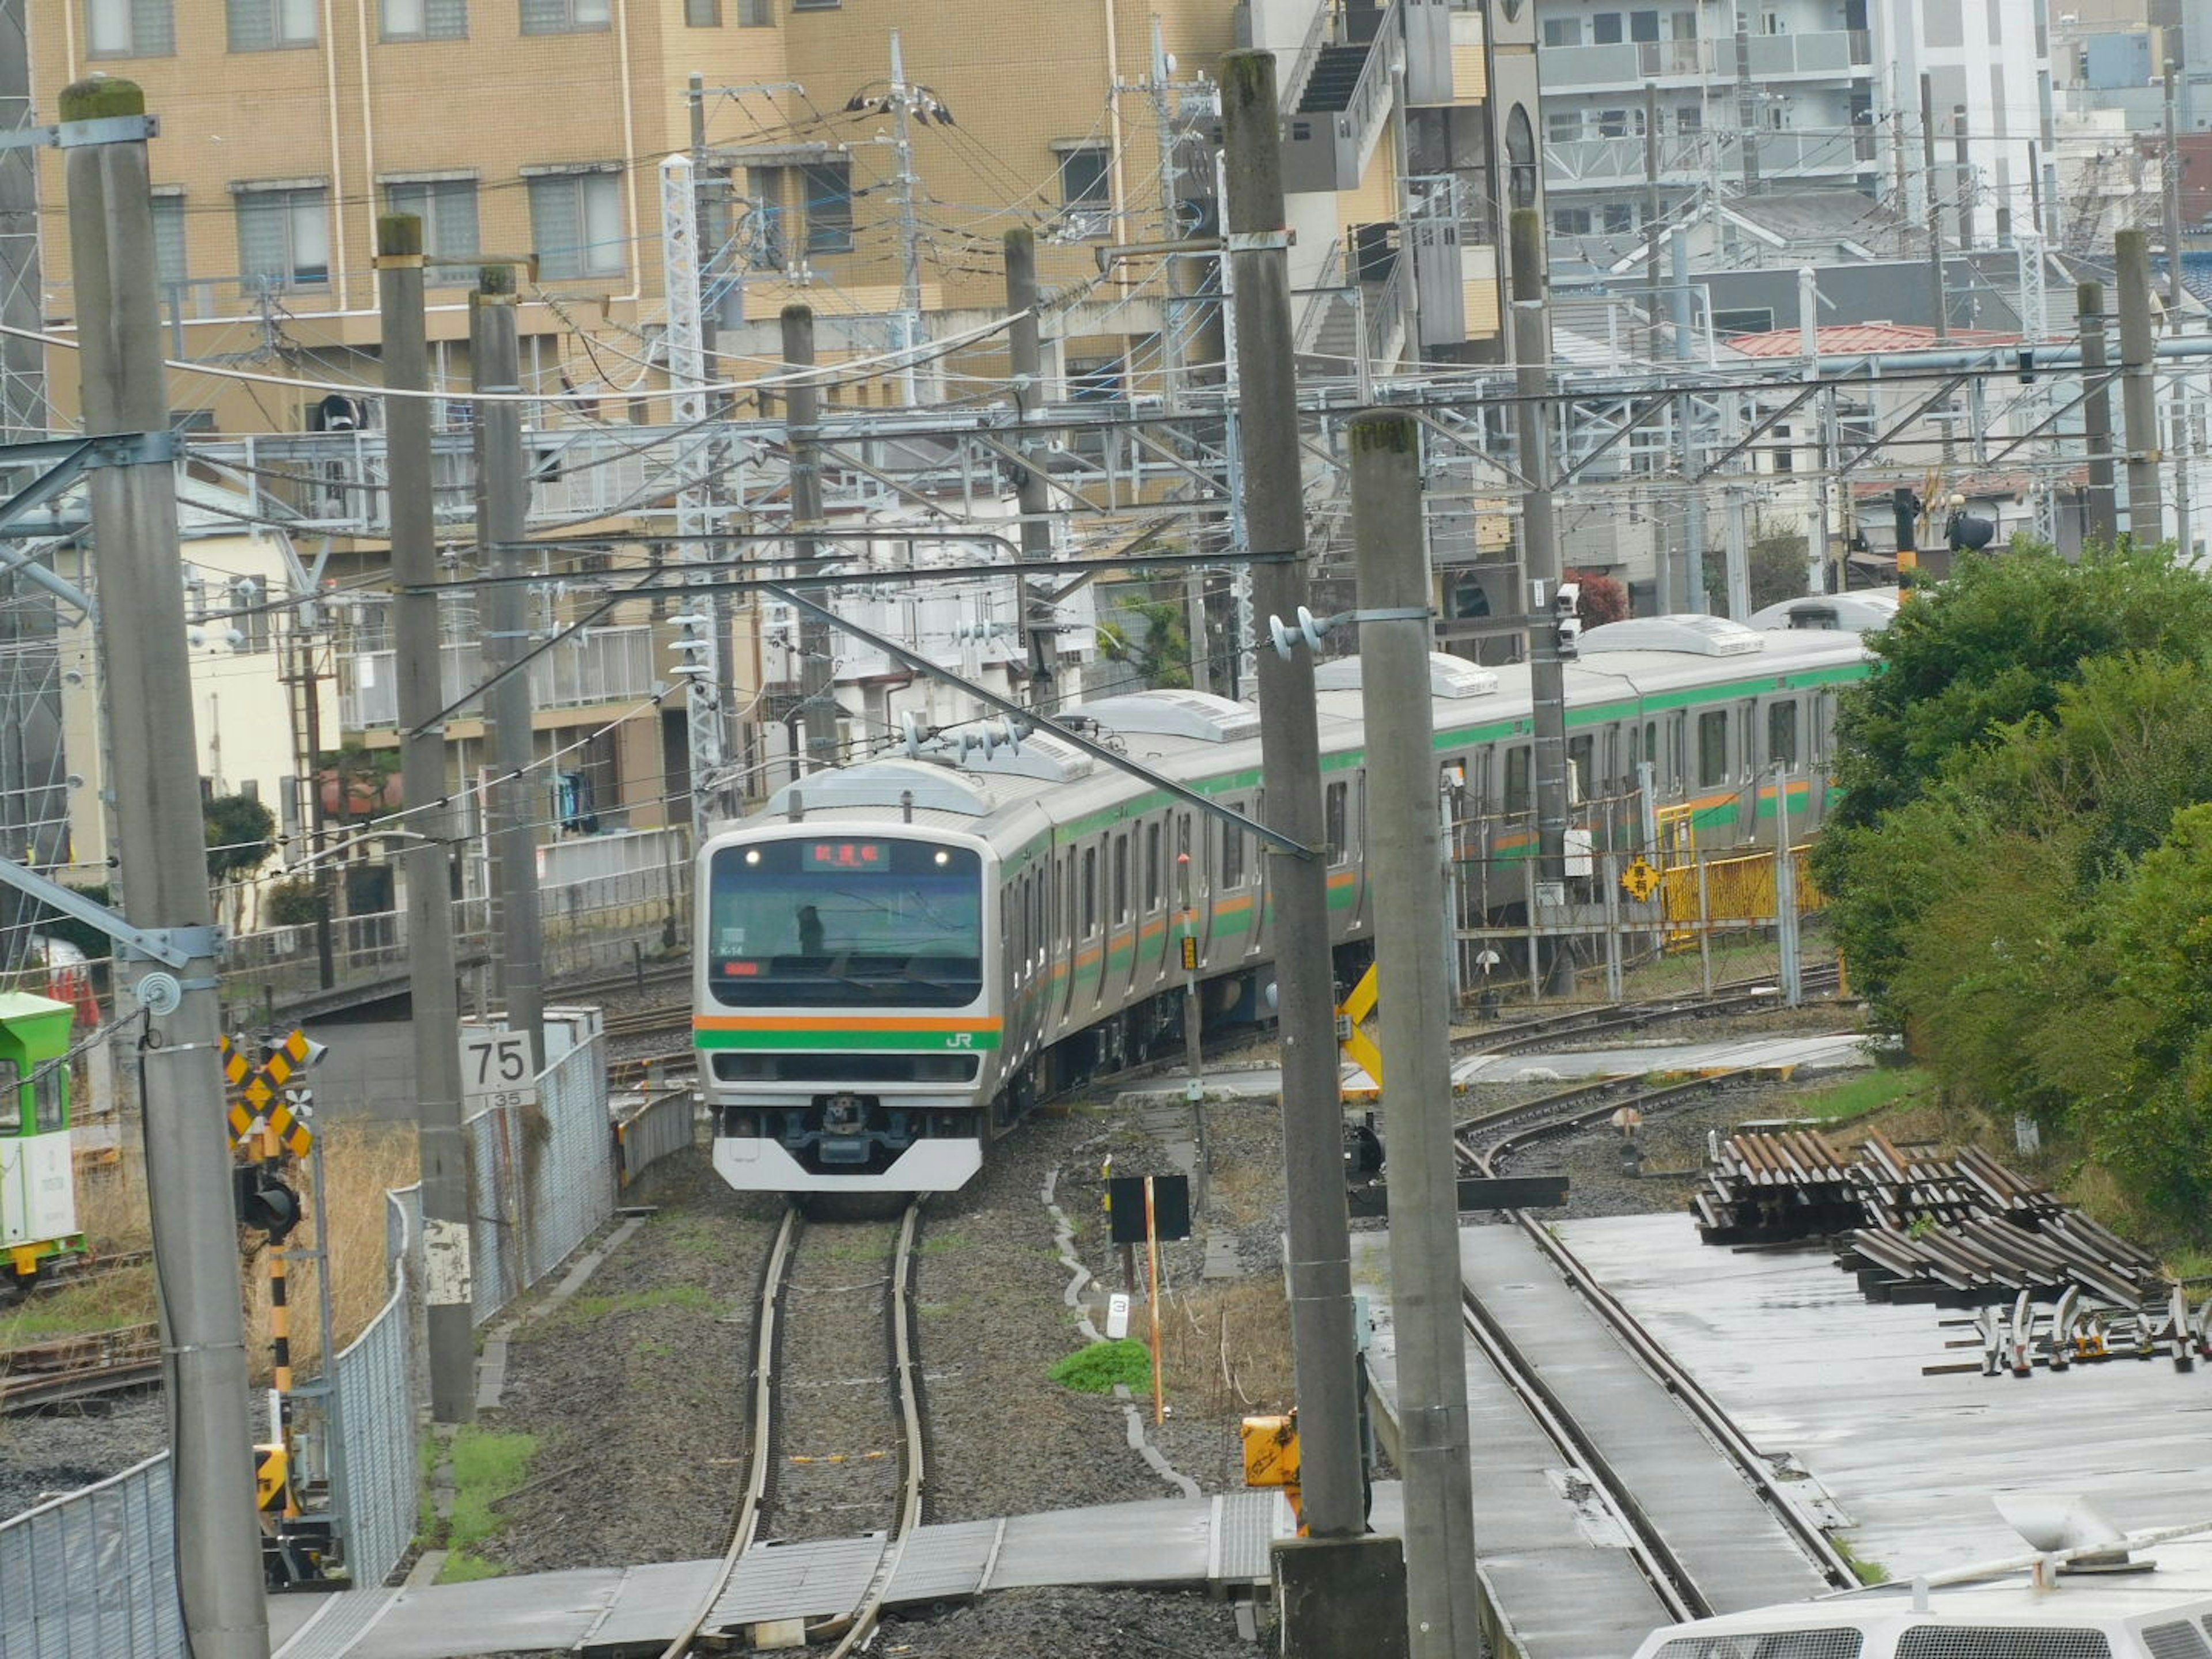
[35,0,1520,427]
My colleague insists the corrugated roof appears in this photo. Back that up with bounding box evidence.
[1728,322,2018,355]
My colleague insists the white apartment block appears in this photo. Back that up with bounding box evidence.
[1537,0,2053,255]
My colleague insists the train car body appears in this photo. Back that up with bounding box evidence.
[698,616,1878,1195]
[0,991,81,1285]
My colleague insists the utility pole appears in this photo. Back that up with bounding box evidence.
[1952,105,1974,250]
[2166,62,2186,312]
[1643,82,1664,368]
[782,305,840,769]
[1510,207,1573,994]
[691,73,741,799]
[2117,229,2165,543]
[474,270,543,1070]
[1672,225,1707,610]
[1352,410,1479,1659]
[889,31,926,406]
[1004,230,1059,710]
[1219,54,1391,1646]
[1734,17,1759,195]
[1148,15,1187,401]
[1922,77,1949,339]
[65,75,271,1659]
[2081,280,2120,546]
[380,211,474,1425]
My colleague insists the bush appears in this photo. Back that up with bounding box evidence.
[1048,1336,1153,1394]
[262,878,321,928]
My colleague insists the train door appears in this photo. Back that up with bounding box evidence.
[1179,812,1209,969]
[1324,777,1359,938]
[1111,831,1135,1005]
[1247,793,1268,956]
[1738,697,1761,838]
[1054,849,1078,1027]
[1218,804,1255,959]
[1141,819,1166,993]
[1080,842,1104,1010]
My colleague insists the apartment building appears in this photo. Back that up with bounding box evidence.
[1537,0,2053,260]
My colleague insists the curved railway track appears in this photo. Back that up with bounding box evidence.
[1,1321,163,1414]
[1448,1067,1861,1612]
[657,1200,927,1658]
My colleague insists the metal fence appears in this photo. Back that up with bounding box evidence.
[617,1090,698,1188]
[329,1228,418,1592]
[0,1456,183,1659]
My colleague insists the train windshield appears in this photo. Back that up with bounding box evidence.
[707,837,984,1009]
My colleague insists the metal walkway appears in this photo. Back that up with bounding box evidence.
[1356,1224,1833,1659]
[272,1491,1298,1659]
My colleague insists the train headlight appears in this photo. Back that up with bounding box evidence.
[933,850,950,866]
[744,849,760,865]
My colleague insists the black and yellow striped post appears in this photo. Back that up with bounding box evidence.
[259,1113,299,1519]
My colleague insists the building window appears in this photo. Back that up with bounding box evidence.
[1591,12,1623,43]
[385,178,481,285]
[738,0,772,20]
[1548,110,1583,143]
[230,581,272,653]
[382,0,467,38]
[152,193,188,291]
[1630,9,1660,41]
[520,0,608,31]
[801,159,851,254]
[229,0,317,49]
[235,185,331,290]
[1541,16,1581,46]
[685,0,719,19]
[1676,105,1702,132]
[529,169,625,279]
[747,166,789,267]
[1603,202,1634,233]
[791,0,838,10]
[88,0,175,56]
[1551,205,1592,234]
[1056,145,1112,239]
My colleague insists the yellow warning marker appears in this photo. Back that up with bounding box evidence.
[1336,963,1384,1091]
[1621,857,1662,903]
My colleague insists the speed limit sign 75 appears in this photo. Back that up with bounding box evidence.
[461,1030,537,1112]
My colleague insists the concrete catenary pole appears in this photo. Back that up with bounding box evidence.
[380,212,475,1423]
[1671,226,1707,610]
[2080,281,2120,546]
[1005,229,1059,707]
[1922,76,1949,340]
[1510,207,1573,994]
[2167,63,2186,313]
[63,74,272,1659]
[474,270,543,1069]
[781,305,840,770]
[1351,410,1483,1659]
[1953,105,1974,251]
[1220,54,1399,1645]
[2117,230,2165,544]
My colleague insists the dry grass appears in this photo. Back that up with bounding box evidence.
[9,1117,420,1384]
[241,1122,419,1380]
[1158,1276,1297,1418]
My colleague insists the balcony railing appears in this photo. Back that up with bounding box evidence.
[340,623,660,730]
[1544,128,1868,191]
[1539,29,1868,90]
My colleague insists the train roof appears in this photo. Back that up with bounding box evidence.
[725,626,1874,844]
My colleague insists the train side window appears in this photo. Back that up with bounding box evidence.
[1643,720,1658,782]
[0,1058,16,1133]
[1739,700,1758,780]
[1768,699,1799,771]
[33,1066,60,1132]
[1051,858,1065,948]
[1669,711,1688,784]
[1035,872,1047,964]
[1113,834,1130,923]
[1221,809,1246,888]
[1082,846,1099,936]
[1145,821,1161,908]
[1813,691,1833,766]
[1324,780,1349,864]
[1504,747,1531,815]
[1697,710,1728,788]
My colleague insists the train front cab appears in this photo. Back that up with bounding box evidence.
[0,991,81,1287]
[698,827,995,1192]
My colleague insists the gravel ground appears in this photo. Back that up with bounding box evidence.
[2,994,1867,1659]
[0,1393,166,1519]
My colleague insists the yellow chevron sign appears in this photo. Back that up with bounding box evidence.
[221,1031,326,1157]
[1337,963,1383,1090]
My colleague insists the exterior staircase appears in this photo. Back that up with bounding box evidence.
[1297,42,1370,115]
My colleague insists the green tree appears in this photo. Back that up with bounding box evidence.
[1825,542,2212,836]
[1096,596,1192,690]
[204,793,275,882]
[1702,521,1812,613]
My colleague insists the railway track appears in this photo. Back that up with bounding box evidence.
[1,1321,163,1414]
[1446,1069,1861,1615]
[658,1200,927,1658]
